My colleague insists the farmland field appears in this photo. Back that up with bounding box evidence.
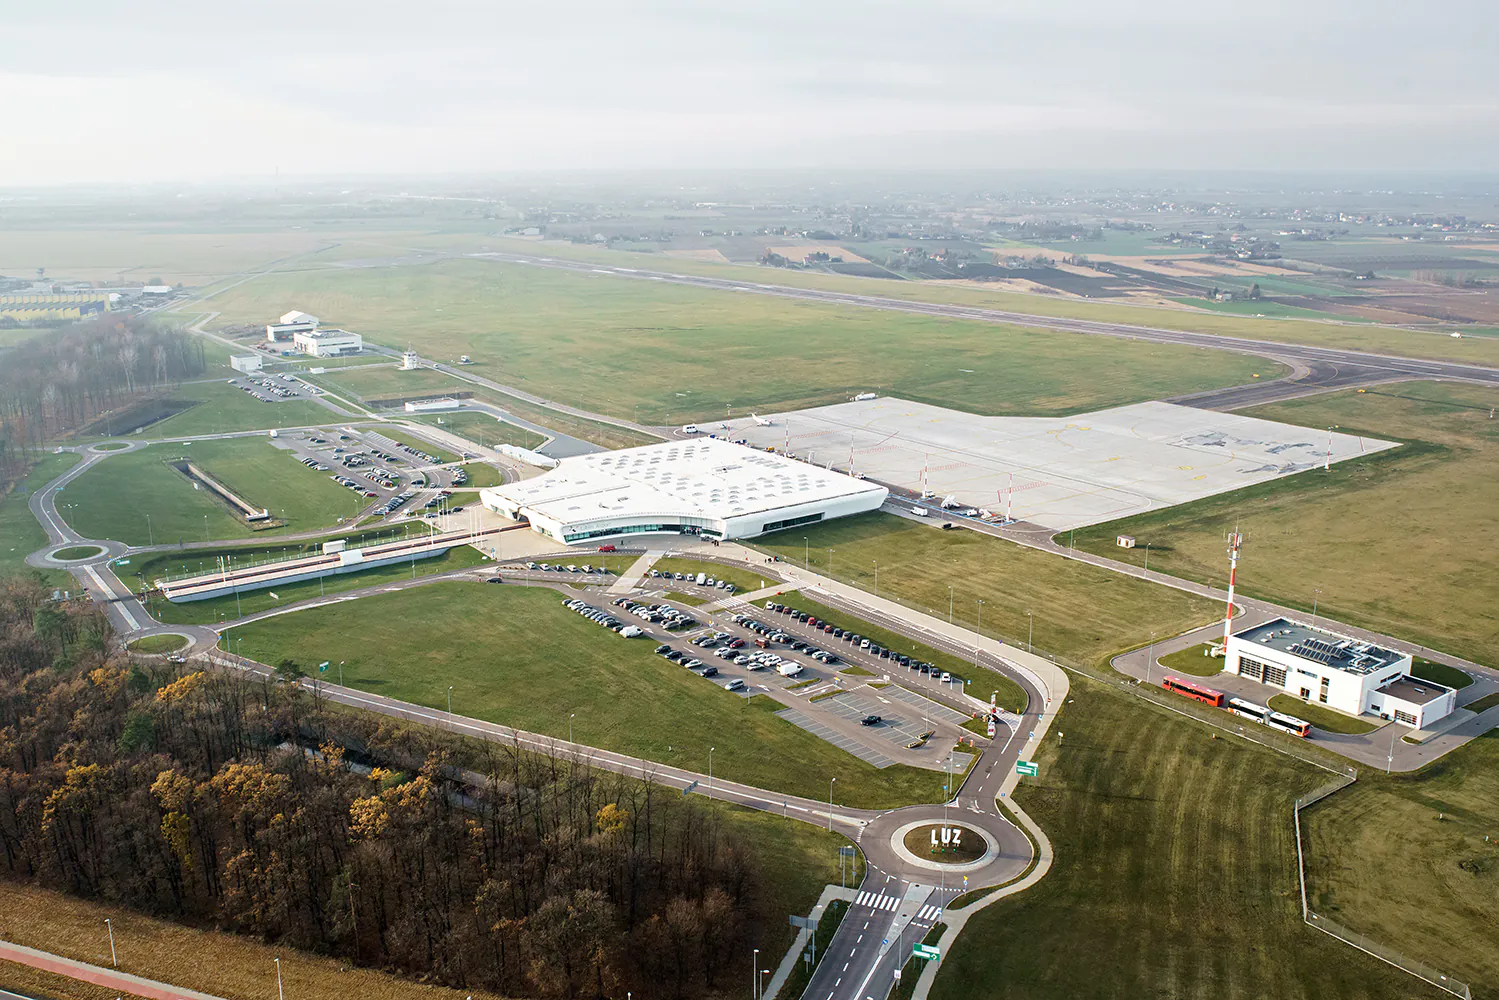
[64,438,366,545]
[202,258,1284,423]
[229,582,956,808]
[1072,382,1499,667]
[753,512,1221,669]
[929,676,1443,1000]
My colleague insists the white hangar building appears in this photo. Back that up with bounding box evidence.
[480,438,888,544]
[1226,618,1456,729]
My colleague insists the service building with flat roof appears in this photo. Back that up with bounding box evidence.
[1226,618,1455,729]
[480,437,888,544]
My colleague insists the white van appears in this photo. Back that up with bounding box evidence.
[683,424,699,434]
[620,626,643,638]
[777,662,804,678]
[910,506,929,517]
[695,572,707,585]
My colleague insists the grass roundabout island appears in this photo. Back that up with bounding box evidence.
[92,441,132,452]
[127,634,191,655]
[51,544,105,561]
[902,822,989,865]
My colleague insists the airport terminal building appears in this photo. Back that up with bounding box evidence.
[1225,618,1456,729]
[480,438,888,544]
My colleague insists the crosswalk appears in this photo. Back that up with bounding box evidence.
[852,891,948,921]
[853,890,900,911]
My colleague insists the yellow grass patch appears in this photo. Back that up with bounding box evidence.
[766,245,870,264]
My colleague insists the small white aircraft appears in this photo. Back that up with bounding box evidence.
[750,413,774,426]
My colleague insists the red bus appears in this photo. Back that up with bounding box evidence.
[1161,675,1226,707]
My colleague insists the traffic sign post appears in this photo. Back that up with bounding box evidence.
[913,943,940,960]
[1015,760,1039,777]
[318,661,330,673]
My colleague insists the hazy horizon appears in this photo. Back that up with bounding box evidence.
[3,0,1497,186]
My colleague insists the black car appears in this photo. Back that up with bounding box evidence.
[485,577,503,584]
[655,644,671,654]
[700,666,719,678]
[860,715,882,726]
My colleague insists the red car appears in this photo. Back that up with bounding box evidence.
[598,544,617,552]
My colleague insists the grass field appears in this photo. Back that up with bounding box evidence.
[486,392,661,449]
[649,556,779,595]
[319,364,460,401]
[779,592,1027,713]
[1305,730,1499,993]
[412,409,547,450]
[754,513,1222,669]
[1267,695,1378,735]
[1464,692,1499,714]
[125,633,189,654]
[153,545,487,626]
[202,258,1283,423]
[929,676,1440,1000]
[64,439,366,546]
[455,461,506,487]
[1073,382,1499,667]
[496,237,1499,368]
[1411,657,1473,690]
[229,582,953,808]
[0,451,81,586]
[144,381,331,438]
[1155,642,1224,677]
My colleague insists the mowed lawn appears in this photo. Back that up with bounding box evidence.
[412,410,547,451]
[145,380,332,437]
[203,258,1282,423]
[930,677,1444,1000]
[64,438,364,545]
[229,582,953,808]
[0,451,81,585]
[1072,382,1499,666]
[755,513,1222,668]
[1305,730,1499,993]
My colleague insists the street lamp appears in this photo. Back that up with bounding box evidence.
[872,560,878,594]
[1026,610,1034,654]
[1146,630,1157,686]
[753,949,759,1000]
[827,776,837,830]
[709,746,715,799]
[803,536,809,569]
[827,548,834,573]
[105,918,117,968]
[275,957,284,1000]
[1311,587,1323,631]
[145,514,152,546]
[948,586,953,623]
[569,713,575,744]
[447,685,453,729]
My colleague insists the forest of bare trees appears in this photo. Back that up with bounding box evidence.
[0,318,206,484]
[0,573,771,999]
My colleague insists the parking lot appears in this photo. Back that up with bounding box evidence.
[505,563,989,772]
[229,372,326,404]
[274,426,480,524]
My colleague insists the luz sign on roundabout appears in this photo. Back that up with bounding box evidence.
[892,820,997,872]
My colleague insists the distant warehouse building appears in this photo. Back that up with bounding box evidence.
[293,329,363,357]
[479,437,887,544]
[1225,618,1456,729]
[229,354,263,373]
[266,310,319,343]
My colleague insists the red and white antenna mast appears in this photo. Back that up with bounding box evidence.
[1221,529,1243,651]
[1006,472,1014,523]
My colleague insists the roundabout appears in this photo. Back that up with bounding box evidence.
[49,544,106,562]
[890,818,1001,873]
[90,441,134,453]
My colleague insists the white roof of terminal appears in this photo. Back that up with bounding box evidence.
[486,437,885,524]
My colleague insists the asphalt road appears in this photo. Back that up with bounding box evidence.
[462,250,1499,409]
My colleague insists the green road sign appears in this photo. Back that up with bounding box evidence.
[318,661,330,673]
[913,943,940,960]
[1015,760,1039,777]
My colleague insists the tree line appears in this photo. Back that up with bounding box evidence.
[0,317,206,478]
[0,572,776,999]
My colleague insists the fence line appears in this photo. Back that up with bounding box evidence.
[1294,780,1472,999]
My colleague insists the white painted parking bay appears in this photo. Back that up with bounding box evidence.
[723,397,1397,531]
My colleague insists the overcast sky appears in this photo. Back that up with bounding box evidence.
[2,0,1495,186]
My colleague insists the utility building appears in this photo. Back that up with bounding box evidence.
[293,329,363,357]
[1226,618,1455,729]
[480,437,887,545]
[266,310,319,343]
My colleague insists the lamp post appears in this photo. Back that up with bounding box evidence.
[105,918,117,968]
[872,561,878,595]
[709,746,715,799]
[569,713,575,744]
[827,777,837,830]
[338,661,344,686]
[447,685,453,729]
[803,536,809,569]
[753,949,759,1000]
[145,514,152,546]
[974,599,985,668]
[828,548,833,573]
[948,586,953,623]
[1311,588,1322,631]
[1026,610,1034,654]
[275,957,284,1000]
[1146,630,1157,686]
